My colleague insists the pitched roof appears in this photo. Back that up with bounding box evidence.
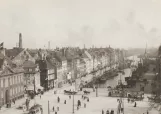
[5,48,24,59]
[27,49,39,57]
[54,51,66,62]
[38,60,55,70]
[23,60,36,68]
[0,53,16,68]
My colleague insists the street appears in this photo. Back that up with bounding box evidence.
[1,68,159,114]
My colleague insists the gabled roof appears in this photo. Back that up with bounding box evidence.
[27,49,39,57]
[23,60,36,68]
[0,53,16,68]
[5,48,24,59]
[38,60,55,70]
[54,51,66,62]
[0,66,15,76]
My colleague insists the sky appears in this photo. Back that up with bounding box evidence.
[0,0,161,49]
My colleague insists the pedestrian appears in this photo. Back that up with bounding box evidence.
[13,99,15,104]
[102,109,104,114]
[84,103,86,108]
[57,106,59,111]
[106,110,109,114]
[53,106,55,112]
[82,95,84,99]
[64,100,66,104]
[57,96,60,103]
[111,110,114,114]
[134,102,137,107]
[87,98,89,102]
[128,98,130,103]
[40,95,41,99]
[69,95,71,99]
[79,100,81,107]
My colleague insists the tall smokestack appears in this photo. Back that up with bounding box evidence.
[48,41,50,49]
[19,33,22,48]
[84,44,85,49]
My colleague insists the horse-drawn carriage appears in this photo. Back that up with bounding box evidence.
[64,90,77,95]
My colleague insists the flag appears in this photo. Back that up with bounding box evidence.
[0,42,3,50]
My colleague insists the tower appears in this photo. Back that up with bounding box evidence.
[19,33,22,48]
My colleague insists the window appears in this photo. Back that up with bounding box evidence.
[12,88,14,95]
[5,78,8,87]
[1,91,3,98]
[3,79,5,87]
[17,76,19,83]
[8,78,10,86]
[19,75,21,82]
[1,79,3,88]
[15,87,17,94]
[10,89,12,96]
[10,77,12,85]
[14,76,16,84]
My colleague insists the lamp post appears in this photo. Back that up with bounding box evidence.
[96,86,98,97]
[72,90,75,114]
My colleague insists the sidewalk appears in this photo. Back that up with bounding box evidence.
[0,95,27,113]
[0,84,74,113]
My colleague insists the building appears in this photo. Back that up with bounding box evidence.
[38,60,56,90]
[6,48,35,67]
[23,60,41,92]
[0,53,24,106]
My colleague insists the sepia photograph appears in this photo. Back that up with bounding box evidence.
[0,0,161,114]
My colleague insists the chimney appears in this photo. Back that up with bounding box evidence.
[19,33,22,48]
[48,41,50,50]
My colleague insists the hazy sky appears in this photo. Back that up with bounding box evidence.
[1,0,161,49]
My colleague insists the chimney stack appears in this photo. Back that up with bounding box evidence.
[48,41,50,50]
[19,33,22,48]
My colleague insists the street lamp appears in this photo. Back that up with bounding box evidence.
[72,90,75,114]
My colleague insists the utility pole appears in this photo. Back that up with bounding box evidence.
[48,100,50,114]
[34,76,36,94]
[72,90,75,114]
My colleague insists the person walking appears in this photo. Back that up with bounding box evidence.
[128,98,130,103]
[106,110,109,114]
[64,100,66,104]
[53,106,55,112]
[134,102,137,107]
[84,103,86,108]
[57,106,59,111]
[69,95,71,99]
[57,96,60,103]
[102,110,104,114]
[87,98,89,102]
[79,100,81,107]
